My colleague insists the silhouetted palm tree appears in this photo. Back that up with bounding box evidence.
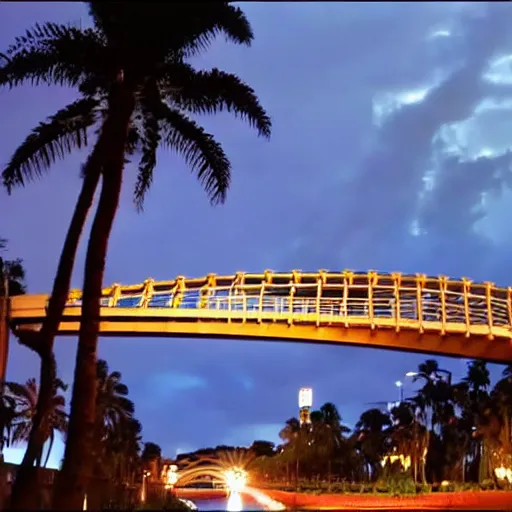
[355,408,392,481]
[5,377,67,467]
[1,6,271,506]
[0,238,27,297]
[93,360,139,488]
[0,386,17,459]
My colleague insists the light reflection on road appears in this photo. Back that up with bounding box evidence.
[190,489,285,511]
[227,492,243,511]
[192,493,264,511]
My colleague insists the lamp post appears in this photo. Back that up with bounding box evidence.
[141,470,150,504]
[394,371,417,405]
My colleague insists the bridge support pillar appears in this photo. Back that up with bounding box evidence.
[0,297,8,382]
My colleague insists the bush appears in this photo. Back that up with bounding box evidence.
[416,483,432,494]
[378,462,416,496]
[479,479,496,491]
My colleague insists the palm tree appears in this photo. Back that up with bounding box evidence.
[463,360,490,397]
[5,377,67,467]
[92,360,138,496]
[1,48,106,508]
[0,238,27,297]
[0,241,27,464]
[279,418,302,485]
[94,359,135,447]
[315,403,350,487]
[354,408,392,482]
[459,360,492,483]
[0,239,27,415]
[1,5,271,507]
[0,385,18,460]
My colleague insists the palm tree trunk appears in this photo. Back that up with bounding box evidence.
[44,429,55,468]
[53,88,134,510]
[8,159,101,510]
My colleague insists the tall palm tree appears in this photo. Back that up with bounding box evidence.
[316,403,350,486]
[354,408,392,482]
[5,377,67,467]
[93,360,138,487]
[94,359,135,445]
[279,417,303,485]
[0,239,27,420]
[1,39,107,506]
[460,360,492,483]
[1,5,271,508]
[0,240,26,464]
[463,360,490,396]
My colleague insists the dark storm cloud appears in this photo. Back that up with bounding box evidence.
[2,2,512,464]
[283,2,512,276]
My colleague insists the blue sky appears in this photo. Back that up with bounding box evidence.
[2,1,512,468]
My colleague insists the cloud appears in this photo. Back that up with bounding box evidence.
[146,372,207,403]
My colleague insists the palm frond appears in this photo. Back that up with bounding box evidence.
[152,102,231,205]
[125,124,142,156]
[162,65,271,138]
[1,23,107,89]
[169,3,254,57]
[2,97,99,193]
[133,82,161,211]
[88,2,252,62]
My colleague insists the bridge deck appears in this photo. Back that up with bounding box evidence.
[8,270,512,363]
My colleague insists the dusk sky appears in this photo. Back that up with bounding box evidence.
[2,1,512,468]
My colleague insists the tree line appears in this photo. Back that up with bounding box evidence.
[1,1,270,509]
[250,359,512,493]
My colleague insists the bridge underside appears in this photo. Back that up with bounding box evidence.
[11,307,512,363]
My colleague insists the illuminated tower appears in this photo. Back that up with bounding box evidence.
[298,387,313,425]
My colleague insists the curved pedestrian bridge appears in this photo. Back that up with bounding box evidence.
[8,270,512,363]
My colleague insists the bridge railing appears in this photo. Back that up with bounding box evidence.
[59,271,512,337]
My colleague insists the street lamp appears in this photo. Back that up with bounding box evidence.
[406,369,452,385]
[392,372,419,406]
[141,470,151,504]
